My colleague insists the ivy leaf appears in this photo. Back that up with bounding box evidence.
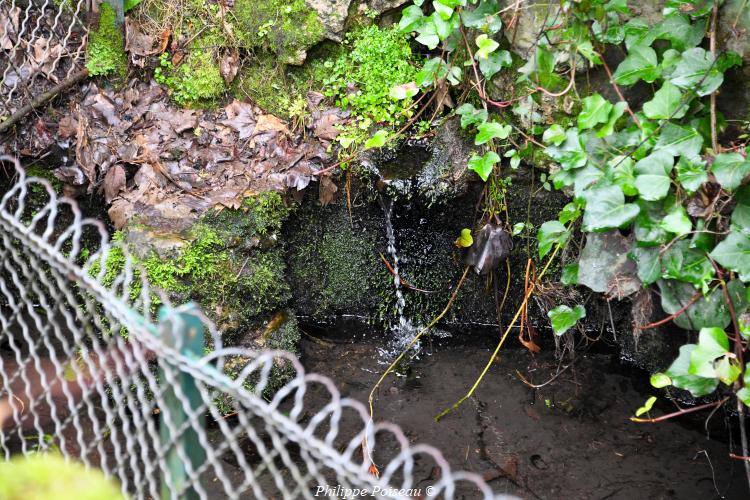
[561,263,579,285]
[642,81,686,120]
[731,189,750,234]
[415,19,440,49]
[710,229,750,282]
[542,124,566,146]
[675,155,707,193]
[634,199,669,245]
[389,82,419,100]
[479,50,512,80]
[689,327,730,378]
[578,94,613,130]
[455,228,473,247]
[364,130,388,149]
[634,150,674,201]
[582,184,641,232]
[431,11,459,40]
[416,57,449,87]
[124,0,142,12]
[665,344,719,397]
[597,101,627,138]
[635,396,657,417]
[432,0,454,20]
[660,203,692,236]
[461,0,503,33]
[558,202,581,224]
[670,47,725,96]
[475,121,511,145]
[545,129,587,171]
[662,240,714,289]
[711,152,750,191]
[455,103,488,129]
[548,305,586,336]
[654,122,703,158]
[467,151,500,181]
[715,356,742,385]
[399,5,425,32]
[475,34,499,59]
[613,45,660,85]
[434,0,465,7]
[629,246,661,284]
[537,221,569,259]
[609,156,638,196]
[652,13,705,51]
[664,0,714,19]
[650,372,672,388]
[658,279,731,330]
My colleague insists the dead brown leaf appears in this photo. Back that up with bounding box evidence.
[58,114,78,139]
[29,37,63,81]
[221,100,256,139]
[0,6,20,50]
[103,164,126,203]
[220,49,239,84]
[318,176,338,205]
[254,114,289,136]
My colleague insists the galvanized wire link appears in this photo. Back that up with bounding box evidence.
[0,155,510,499]
[0,0,88,120]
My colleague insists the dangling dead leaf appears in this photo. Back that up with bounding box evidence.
[464,223,513,275]
[103,164,126,203]
[220,49,239,84]
[0,6,20,50]
[318,176,337,205]
[29,37,63,81]
[433,80,455,116]
[221,100,256,139]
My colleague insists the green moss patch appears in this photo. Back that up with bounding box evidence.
[85,3,127,77]
[233,0,325,63]
[154,49,225,108]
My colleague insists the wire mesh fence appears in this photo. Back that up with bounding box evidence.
[0,0,89,120]
[0,155,506,498]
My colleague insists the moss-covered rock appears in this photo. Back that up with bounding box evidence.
[286,196,392,320]
[234,0,326,64]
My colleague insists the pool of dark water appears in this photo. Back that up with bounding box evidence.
[299,324,749,499]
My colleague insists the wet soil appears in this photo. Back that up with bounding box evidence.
[300,329,749,499]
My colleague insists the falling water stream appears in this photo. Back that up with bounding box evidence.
[378,195,419,361]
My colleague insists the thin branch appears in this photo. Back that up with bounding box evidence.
[635,291,702,331]
[630,397,729,423]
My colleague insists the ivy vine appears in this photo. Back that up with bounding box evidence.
[363,0,750,442]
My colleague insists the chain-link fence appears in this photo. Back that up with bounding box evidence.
[0,155,505,498]
[0,0,89,120]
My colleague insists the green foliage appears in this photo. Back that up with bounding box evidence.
[154,50,225,107]
[387,0,750,408]
[233,0,324,62]
[547,304,586,336]
[323,25,418,127]
[85,3,127,77]
[0,453,123,499]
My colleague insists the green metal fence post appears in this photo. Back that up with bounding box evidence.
[104,0,124,26]
[158,304,206,500]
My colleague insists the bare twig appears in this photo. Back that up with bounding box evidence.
[0,69,89,135]
[631,397,729,423]
[709,2,719,151]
